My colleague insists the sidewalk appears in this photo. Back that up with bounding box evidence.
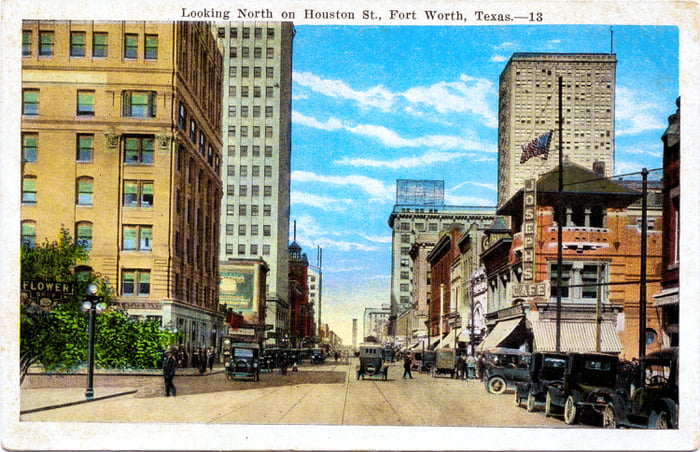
[20,365,225,415]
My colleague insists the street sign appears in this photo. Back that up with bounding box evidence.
[228,327,255,336]
[21,280,74,311]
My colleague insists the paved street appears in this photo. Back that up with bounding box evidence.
[20,360,579,427]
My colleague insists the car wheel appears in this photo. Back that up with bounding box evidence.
[602,403,617,429]
[527,392,537,412]
[544,392,553,417]
[487,376,507,394]
[514,391,522,407]
[564,395,578,425]
[649,410,670,429]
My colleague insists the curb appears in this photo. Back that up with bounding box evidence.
[20,389,139,415]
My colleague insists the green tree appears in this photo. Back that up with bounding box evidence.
[20,228,176,382]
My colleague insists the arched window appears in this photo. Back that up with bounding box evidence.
[75,221,93,250]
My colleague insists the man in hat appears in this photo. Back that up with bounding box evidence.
[163,348,177,397]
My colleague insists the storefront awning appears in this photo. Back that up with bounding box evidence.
[436,329,457,349]
[531,320,622,354]
[429,335,441,348]
[477,318,523,352]
[652,287,679,307]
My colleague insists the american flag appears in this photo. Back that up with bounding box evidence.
[520,130,553,164]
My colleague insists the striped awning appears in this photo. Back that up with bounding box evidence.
[531,320,622,354]
[436,329,457,349]
[478,318,523,352]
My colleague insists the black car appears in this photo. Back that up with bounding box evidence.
[514,352,567,411]
[545,352,621,425]
[482,348,531,394]
[310,349,326,364]
[601,348,678,429]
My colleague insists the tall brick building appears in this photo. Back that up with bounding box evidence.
[20,21,224,351]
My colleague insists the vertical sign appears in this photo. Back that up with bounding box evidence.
[522,178,537,282]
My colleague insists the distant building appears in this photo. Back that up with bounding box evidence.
[387,179,495,336]
[288,240,314,346]
[652,98,680,347]
[220,258,268,344]
[363,307,391,344]
[216,22,295,344]
[20,20,224,352]
[498,53,616,206]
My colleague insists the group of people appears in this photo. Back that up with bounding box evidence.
[400,351,489,381]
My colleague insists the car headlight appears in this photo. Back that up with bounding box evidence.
[224,361,230,367]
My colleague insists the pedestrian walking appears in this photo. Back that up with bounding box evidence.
[198,349,207,375]
[207,349,215,373]
[403,353,414,379]
[457,355,467,380]
[163,349,177,397]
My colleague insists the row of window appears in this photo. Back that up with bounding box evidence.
[22,133,155,165]
[177,103,217,167]
[228,105,275,118]
[229,66,275,78]
[226,184,274,197]
[227,145,274,157]
[227,125,275,138]
[225,224,272,236]
[224,204,273,216]
[229,46,274,59]
[22,89,157,119]
[226,165,274,178]
[22,176,155,208]
[23,30,158,60]
[227,85,277,98]
[218,27,275,40]
[224,243,271,256]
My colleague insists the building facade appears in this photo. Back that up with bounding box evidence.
[20,21,224,351]
[216,22,295,342]
[480,163,663,359]
[288,240,315,346]
[387,179,495,337]
[497,53,616,206]
[652,97,680,348]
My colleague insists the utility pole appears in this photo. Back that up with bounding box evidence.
[317,246,323,342]
[555,75,564,353]
[638,168,648,358]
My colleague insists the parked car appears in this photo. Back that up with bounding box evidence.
[432,348,458,378]
[514,352,567,411]
[310,348,326,364]
[601,348,678,429]
[545,352,621,425]
[482,348,531,394]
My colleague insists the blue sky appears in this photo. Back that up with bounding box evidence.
[288,25,679,343]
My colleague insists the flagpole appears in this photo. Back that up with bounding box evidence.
[555,75,563,353]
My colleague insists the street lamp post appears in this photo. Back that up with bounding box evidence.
[81,284,104,400]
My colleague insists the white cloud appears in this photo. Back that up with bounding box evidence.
[401,75,498,127]
[293,71,395,111]
[444,193,496,206]
[293,71,498,128]
[291,170,394,202]
[450,180,497,192]
[491,54,509,63]
[292,111,343,131]
[617,142,662,158]
[356,232,392,243]
[616,86,667,136]
[336,150,470,169]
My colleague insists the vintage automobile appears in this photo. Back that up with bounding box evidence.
[224,341,260,381]
[483,348,532,394]
[382,347,395,362]
[545,352,620,425]
[420,350,436,372]
[601,348,678,429]
[432,348,458,378]
[310,348,326,364]
[514,352,568,411]
[356,343,389,380]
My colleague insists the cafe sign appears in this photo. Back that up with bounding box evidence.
[21,280,74,310]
